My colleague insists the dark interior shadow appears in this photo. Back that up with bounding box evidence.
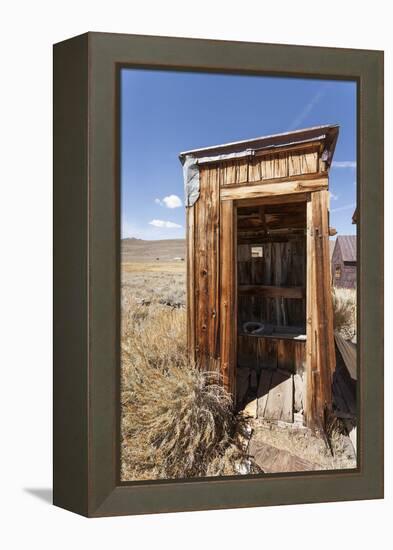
[255,368,291,399]
[237,366,292,411]
[24,488,53,504]
[332,344,357,429]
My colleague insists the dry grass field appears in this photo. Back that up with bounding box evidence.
[332,287,357,340]
[120,250,254,481]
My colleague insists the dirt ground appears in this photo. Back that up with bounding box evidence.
[246,418,356,473]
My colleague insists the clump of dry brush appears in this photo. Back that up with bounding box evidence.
[332,287,357,340]
[121,297,251,481]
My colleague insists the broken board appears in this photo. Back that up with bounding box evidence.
[257,369,293,422]
[248,440,320,473]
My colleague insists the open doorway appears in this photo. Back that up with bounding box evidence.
[236,198,307,424]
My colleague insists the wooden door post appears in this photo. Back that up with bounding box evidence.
[305,190,335,429]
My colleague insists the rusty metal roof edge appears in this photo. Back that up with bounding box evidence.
[179,124,340,160]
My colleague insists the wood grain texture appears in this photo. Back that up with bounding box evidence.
[193,166,221,372]
[221,177,328,201]
[186,205,196,362]
[264,370,293,422]
[221,144,320,186]
[335,332,357,381]
[236,192,310,208]
[237,236,306,331]
[305,191,336,429]
[257,369,273,418]
[220,199,237,393]
[238,285,305,299]
[237,334,305,373]
[305,199,314,426]
[194,148,337,430]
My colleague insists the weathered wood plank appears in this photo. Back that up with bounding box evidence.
[221,177,328,201]
[305,199,314,425]
[281,374,294,423]
[238,285,305,299]
[249,440,320,473]
[235,192,310,208]
[193,166,221,372]
[186,205,195,362]
[220,199,236,394]
[304,191,335,429]
[334,332,357,381]
[194,170,208,367]
[226,171,326,190]
[289,151,302,176]
[319,190,336,382]
[315,190,335,394]
[261,338,277,370]
[206,167,220,360]
[237,334,258,368]
[264,370,293,422]
[293,373,304,412]
[294,340,306,373]
[257,369,273,418]
[277,339,295,372]
[238,158,249,183]
[248,158,261,182]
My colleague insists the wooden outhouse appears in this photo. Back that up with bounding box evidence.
[179,125,338,430]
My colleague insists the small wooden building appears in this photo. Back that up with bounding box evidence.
[331,235,357,289]
[179,125,338,430]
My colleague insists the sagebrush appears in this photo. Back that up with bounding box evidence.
[121,286,251,480]
[332,287,356,340]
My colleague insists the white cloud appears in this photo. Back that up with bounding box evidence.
[330,202,356,213]
[121,216,184,240]
[330,191,339,201]
[149,219,182,229]
[163,194,182,208]
[155,194,183,208]
[331,161,357,169]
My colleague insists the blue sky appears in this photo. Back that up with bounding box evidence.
[121,69,356,240]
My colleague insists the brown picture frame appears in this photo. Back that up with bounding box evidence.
[53,32,384,517]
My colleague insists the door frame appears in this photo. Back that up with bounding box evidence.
[224,193,310,403]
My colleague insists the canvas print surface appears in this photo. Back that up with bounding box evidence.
[120,69,357,481]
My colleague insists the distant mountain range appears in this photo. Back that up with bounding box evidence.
[121,237,186,262]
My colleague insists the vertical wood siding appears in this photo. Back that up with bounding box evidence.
[305,191,336,429]
[192,166,221,373]
[238,335,306,374]
[220,199,237,393]
[187,145,335,428]
[237,240,306,329]
[220,146,320,186]
[186,206,195,361]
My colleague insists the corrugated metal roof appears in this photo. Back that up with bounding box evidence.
[337,235,357,263]
[179,124,339,167]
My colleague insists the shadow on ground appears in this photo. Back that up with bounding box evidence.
[24,488,52,504]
